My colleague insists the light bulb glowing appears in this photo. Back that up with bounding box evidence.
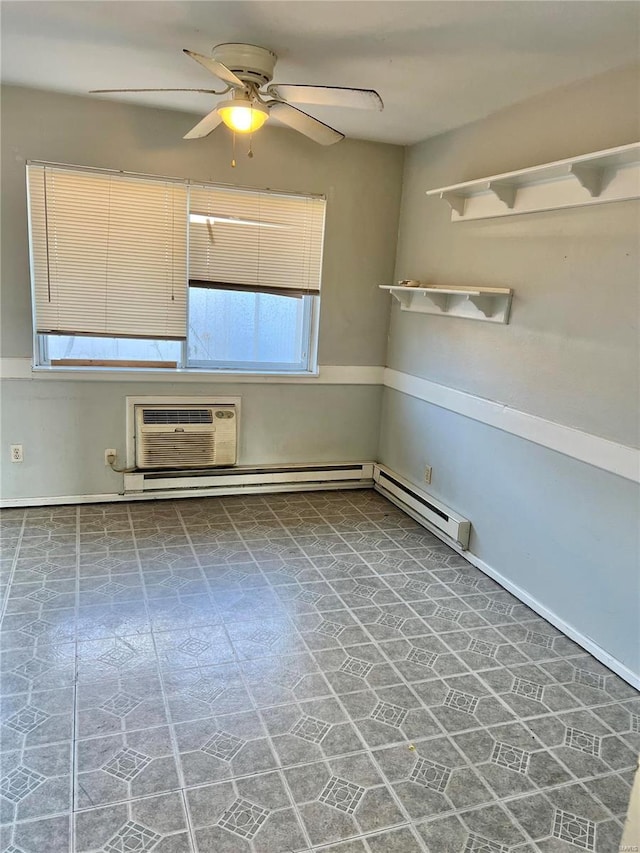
[217,99,269,133]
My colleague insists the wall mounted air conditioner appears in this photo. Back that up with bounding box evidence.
[135,403,237,470]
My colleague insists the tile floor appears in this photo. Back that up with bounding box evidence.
[0,489,637,853]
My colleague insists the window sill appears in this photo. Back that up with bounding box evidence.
[29,364,320,382]
[1,359,384,385]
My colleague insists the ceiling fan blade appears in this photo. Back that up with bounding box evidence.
[267,102,344,146]
[183,49,244,89]
[89,88,223,94]
[183,108,223,139]
[269,84,383,111]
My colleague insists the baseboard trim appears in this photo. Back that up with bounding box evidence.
[1,492,129,508]
[384,368,639,483]
[466,550,640,690]
[377,482,640,689]
[0,479,372,508]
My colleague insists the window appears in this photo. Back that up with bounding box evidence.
[28,163,325,373]
[43,336,182,367]
[185,182,324,371]
[188,287,312,371]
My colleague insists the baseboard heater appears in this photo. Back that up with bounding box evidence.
[373,463,470,550]
[123,462,374,497]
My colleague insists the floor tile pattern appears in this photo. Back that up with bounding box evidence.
[1,489,637,852]
[319,776,366,814]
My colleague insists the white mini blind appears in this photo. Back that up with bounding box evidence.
[27,165,188,340]
[188,184,326,295]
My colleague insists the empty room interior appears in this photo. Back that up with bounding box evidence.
[1,1,639,851]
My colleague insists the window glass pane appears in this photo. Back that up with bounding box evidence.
[45,335,181,362]
[188,287,308,367]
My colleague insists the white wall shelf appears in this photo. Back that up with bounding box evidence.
[426,141,640,222]
[380,285,513,324]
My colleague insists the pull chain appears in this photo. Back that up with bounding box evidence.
[248,105,254,159]
[231,131,237,168]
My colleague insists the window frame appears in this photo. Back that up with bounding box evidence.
[28,162,325,377]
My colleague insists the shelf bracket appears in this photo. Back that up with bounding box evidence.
[388,291,413,310]
[440,191,466,216]
[466,294,494,318]
[419,291,448,312]
[486,180,516,209]
[569,164,604,197]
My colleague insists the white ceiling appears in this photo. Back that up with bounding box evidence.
[2,1,639,146]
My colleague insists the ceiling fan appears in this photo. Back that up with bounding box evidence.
[90,43,383,145]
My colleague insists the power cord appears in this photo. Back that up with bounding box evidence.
[106,451,137,474]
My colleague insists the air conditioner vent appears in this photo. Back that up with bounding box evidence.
[143,409,213,425]
[135,403,237,470]
[141,432,216,468]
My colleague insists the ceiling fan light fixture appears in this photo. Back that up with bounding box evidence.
[92,43,383,146]
[217,97,269,133]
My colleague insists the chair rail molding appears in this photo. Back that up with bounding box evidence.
[383,368,639,483]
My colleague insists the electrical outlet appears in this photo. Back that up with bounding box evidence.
[10,445,23,463]
[104,449,117,466]
[424,465,432,485]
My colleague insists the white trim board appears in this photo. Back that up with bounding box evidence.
[0,358,383,385]
[465,551,640,690]
[384,369,639,484]
[376,481,640,689]
[0,479,372,508]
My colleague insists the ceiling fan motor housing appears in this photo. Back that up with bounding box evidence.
[212,43,277,87]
